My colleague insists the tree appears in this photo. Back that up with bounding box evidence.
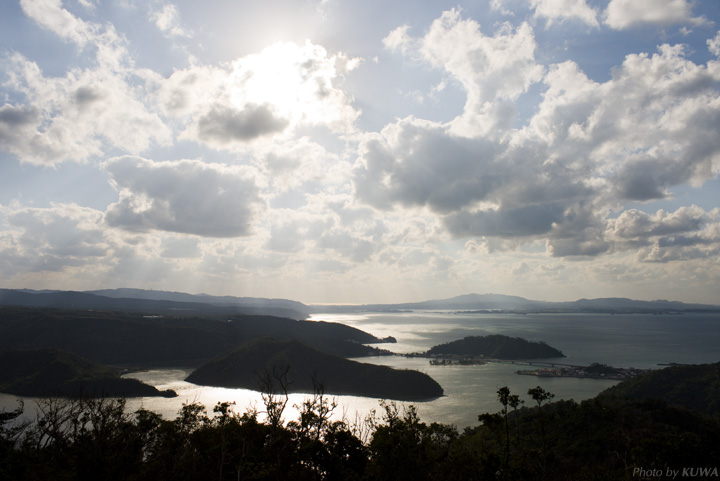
[496,386,511,477]
[527,386,555,480]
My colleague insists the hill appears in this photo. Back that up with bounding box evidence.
[0,348,176,398]
[598,362,720,416]
[87,288,311,319]
[186,338,444,401]
[0,288,310,320]
[425,334,565,359]
[0,307,390,367]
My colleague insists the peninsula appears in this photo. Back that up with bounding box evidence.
[186,337,444,401]
[0,348,177,398]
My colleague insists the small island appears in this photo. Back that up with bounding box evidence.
[0,348,177,398]
[186,337,444,401]
[421,334,565,360]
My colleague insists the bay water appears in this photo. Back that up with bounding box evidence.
[2,311,719,429]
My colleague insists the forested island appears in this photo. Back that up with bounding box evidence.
[421,334,565,360]
[186,338,443,401]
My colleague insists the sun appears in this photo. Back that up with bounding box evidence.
[227,41,358,132]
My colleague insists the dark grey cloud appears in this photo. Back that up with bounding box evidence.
[612,157,696,201]
[444,203,565,237]
[354,118,601,256]
[544,204,610,257]
[196,104,289,143]
[657,235,714,248]
[73,86,104,109]
[103,156,263,237]
[354,121,504,213]
[0,104,39,144]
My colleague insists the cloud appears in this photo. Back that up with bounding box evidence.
[20,0,96,46]
[150,3,191,38]
[604,0,710,30]
[444,204,565,237]
[609,206,707,240]
[160,236,200,258]
[0,202,109,275]
[709,31,720,56]
[195,104,289,144]
[260,138,343,194]
[263,218,308,253]
[360,10,720,260]
[418,10,545,136]
[166,41,360,149]
[384,9,544,136]
[601,206,720,263]
[530,0,599,27]
[0,104,41,155]
[103,156,263,237]
[317,230,375,262]
[1,52,172,165]
[352,114,597,255]
[354,118,505,212]
[383,25,415,54]
[2,3,172,166]
[527,44,720,200]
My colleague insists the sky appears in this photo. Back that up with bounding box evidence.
[1,0,719,305]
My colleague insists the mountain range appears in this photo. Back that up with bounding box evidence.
[1,288,718,316]
[311,293,720,313]
[0,288,310,319]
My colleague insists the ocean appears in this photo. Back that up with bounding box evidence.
[2,311,719,429]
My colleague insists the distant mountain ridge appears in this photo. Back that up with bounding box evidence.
[311,293,720,313]
[0,288,310,319]
[88,288,308,311]
[2,288,717,315]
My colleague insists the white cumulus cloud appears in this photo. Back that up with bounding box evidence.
[604,0,709,30]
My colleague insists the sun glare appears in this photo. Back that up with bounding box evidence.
[228,41,341,129]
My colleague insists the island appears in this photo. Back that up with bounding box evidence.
[0,348,177,398]
[186,337,444,401]
[421,334,565,360]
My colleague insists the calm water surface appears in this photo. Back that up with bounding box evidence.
[3,311,719,429]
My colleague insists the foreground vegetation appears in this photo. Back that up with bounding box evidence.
[2,380,719,481]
